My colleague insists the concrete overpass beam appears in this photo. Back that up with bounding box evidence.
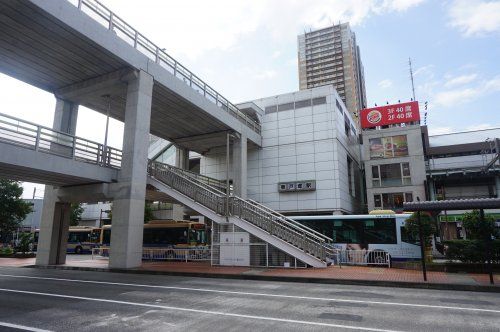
[36,98,78,266]
[175,146,189,170]
[232,134,247,199]
[109,70,153,269]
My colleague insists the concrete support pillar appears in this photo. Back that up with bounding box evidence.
[109,70,153,269]
[429,179,436,201]
[496,176,500,198]
[232,134,247,199]
[36,98,78,266]
[175,146,189,170]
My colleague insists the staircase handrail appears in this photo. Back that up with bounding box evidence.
[247,199,333,244]
[148,160,330,261]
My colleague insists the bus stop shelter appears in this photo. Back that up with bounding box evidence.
[403,198,500,284]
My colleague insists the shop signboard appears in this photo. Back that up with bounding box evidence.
[360,101,420,128]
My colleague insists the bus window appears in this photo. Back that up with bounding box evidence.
[363,219,397,244]
[102,229,111,246]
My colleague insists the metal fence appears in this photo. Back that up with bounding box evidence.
[333,250,391,267]
[92,247,211,262]
[67,0,261,134]
[0,112,121,168]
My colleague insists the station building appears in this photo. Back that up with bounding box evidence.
[199,85,364,215]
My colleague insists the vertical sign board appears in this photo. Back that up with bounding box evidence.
[220,232,250,266]
[360,101,420,129]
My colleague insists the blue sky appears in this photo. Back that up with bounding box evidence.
[0,0,499,196]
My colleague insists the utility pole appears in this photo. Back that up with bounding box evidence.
[409,57,416,101]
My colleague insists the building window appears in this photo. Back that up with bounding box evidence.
[312,96,327,105]
[372,163,411,187]
[369,135,408,159]
[373,192,413,211]
[347,157,355,197]
[265,105,277,114]
[295,99,312,109]
[278,102,294,112]
[336,99,343,115]
[345,119,350,136]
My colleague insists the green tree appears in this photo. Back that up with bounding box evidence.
[405,212,436,247]
[462,210,498,240]
[144,203,154,223]
[107,202,155,224]
[0,180,32,242]
[70,203,84,226]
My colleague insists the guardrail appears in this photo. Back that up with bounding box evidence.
[91,246,211,262]
[69,0,261,134]
[143,247,211,262]
[0,112,121,168]
[148,160,331,262]
[333,250,391,267]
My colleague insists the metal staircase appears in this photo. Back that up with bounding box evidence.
[147,161,334,267]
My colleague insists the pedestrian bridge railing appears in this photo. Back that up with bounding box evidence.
[0,112,121,168]
[68,0,261,134]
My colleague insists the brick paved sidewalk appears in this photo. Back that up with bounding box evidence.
[2,256,498,289]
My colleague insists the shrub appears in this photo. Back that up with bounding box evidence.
[444,240,500,263]
[461,210,499,240]
[15,232,33,254]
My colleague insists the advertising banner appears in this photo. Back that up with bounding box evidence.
[360,101,420,128]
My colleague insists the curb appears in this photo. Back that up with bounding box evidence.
[26,265,499,293]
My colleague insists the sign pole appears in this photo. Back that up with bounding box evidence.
[481,209,494,285]
[418,210,427,281]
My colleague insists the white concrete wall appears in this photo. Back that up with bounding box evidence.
[362,124,426,211]
[200,86,363,214]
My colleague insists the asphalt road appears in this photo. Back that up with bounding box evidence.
[0,267,498,332]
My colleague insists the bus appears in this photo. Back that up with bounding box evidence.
[291,213,421,262]
[99,220,209,248]
[34,226,101,254]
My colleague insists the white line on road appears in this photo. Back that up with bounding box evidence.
[0,273,499,314]
[0,321,52,332]
[0,287,403,332]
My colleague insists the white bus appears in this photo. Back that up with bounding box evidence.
[291,213,421,262]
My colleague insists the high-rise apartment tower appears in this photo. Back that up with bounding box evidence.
[298,23,367,122]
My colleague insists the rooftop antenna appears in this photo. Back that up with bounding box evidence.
[409,57,416,101]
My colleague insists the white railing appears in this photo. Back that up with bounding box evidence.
[68,0,261,134]
[0,112,121,168]
[148,160,333,262]
[92,246,211,262]
[142,247,211,262]
[334,250,391,267]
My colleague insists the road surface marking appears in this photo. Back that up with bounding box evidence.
[0,321,52,332]
[0,287,403,332]
[0,273,499,314]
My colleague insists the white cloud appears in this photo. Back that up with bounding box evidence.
[254,70,278,80]
[466,123,498,131]
[448,0,500,36]
[378,0,427,12]
[271,51,282,59]
[444,74,478,87]
[433,76,500,107]
[428,126,453,135]
[378,79,393,88]
[101,0,425,60]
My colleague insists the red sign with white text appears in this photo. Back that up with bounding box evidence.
[360,101,420,128]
